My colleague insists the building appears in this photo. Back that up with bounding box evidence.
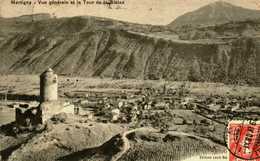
[15,68,64,126]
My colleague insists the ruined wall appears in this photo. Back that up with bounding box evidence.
[40,101,64,122]
[15,106,42,126]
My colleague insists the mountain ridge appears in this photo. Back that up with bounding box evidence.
[168,1,260,29]
[0,2,259,85]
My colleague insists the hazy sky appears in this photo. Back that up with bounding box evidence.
[1,0,260,25]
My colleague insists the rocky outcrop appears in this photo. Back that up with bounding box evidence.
[3,114,123,161]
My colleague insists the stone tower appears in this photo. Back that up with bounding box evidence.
[14,69,61,125]
[40,68,58,103]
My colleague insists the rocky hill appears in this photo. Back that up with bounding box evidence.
[0,14,259,85]
[0,113,225,161]
[168,1,260,29]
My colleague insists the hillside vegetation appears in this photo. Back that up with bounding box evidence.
[0,6,259,85]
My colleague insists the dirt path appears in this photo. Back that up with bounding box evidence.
[110,127,159,161]
[110,127,223,161]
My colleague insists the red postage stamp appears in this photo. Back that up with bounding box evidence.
[228,120,260,161]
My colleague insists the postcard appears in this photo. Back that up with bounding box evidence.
[0,0,259,161]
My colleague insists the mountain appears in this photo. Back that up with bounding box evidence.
[0,15,259,85]
[168,1,260,29]
[175,19,260,40]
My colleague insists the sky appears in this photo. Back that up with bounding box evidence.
[0,0,260,25]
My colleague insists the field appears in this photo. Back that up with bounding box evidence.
[0,75,259,97]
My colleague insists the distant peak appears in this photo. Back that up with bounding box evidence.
[212,0,229,4]
[168,0,260,28]
[209,1,235,7]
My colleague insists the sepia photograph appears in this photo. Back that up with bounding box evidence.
[0,0,259,161]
